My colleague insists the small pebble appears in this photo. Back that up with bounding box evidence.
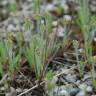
[52,21,58,27]
[76,91,86,96]
[75,80,80,85]
[10,87,16,93]
[62,4,69,13]
[16,88,22,93]
[63,15,72,21]
[86,86,92,93]
[90,4,96,13]
[46,4,55,11]
[65,74,76,83]
[7,24,17,32]
[5,93,12,96]
[91,0,96,5]
[4,84,8,89]
[23,89,28,92]
[70,88,80,96]
[58,89,68,96]
[41,20,45,24]
[57,26,65,37]
[79,84,87,91]
[1,87,5,91]
[78,48,84,53]
[51,76,58,84]
[83,74,91,82]
[93,38,96,42]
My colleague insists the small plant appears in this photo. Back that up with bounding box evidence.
[78,0,92,62]
[45,12,52,36]
[0,39,21,77]
[25,12,59,80]
[24,18,33,31]
[78,0,96,85]
[9,2,17,13]
[73,40,85,76]
[92,79,96,89]
[26,34,44,79]
[0,41,8,76]
[45,71,56,96]
[63,20,69,47]
[33,0,41,14]
[26,33,59,79]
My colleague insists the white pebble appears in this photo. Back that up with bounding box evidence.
[1,87,5,91]
[63,15,72,21]
[16,88,22,93]
[79,84,87,91]
[51,77,58,84]
[7,24,16,32]
[62,4,69,13]
[78,48,84,53]
[94,38,96,42]
[46,4,55,11]
[76,91,85,96]
[52,21,58,27]
[41,20,45,24]
[86,86,92,93]
[57,26,65,37]
[59,90,68,96]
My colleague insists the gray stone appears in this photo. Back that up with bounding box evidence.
[52,21,58,27]
[79,84,87,91]
[10,87,16,93]
[75,80,80,86]
[1,87,5,91]
[70,88,80,96]
[57,26,65,37]
[58,89,68,96]
[63,15,72,21]
[76,91,86,96]
[65,74,77,83]
[90,4,96,12]
[16,88,22,93]
[46,4,55,11]
[4,84,9,89]
[86,86,93,93]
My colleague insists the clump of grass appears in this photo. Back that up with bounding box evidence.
[9,2,17,13]
[0,41,8,76]
[78,0,96,84]
[78,0,92,61]
[0,39,21,77]
[26,32,59,80]
[25,12,59,80]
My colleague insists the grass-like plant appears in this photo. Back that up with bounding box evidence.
[78,0,92,61]
[25,12,59,80]
[26,34,59,79]
[73,40,85,76]
[0,39,21,77]
[78,0,96,84]
[0,41,8,76]
[6,40,21,74]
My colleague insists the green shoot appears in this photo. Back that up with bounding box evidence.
[0,42,8,76]
[73,40,85,76]
[45,71,56,95]
[24,18,33,30]
[5,39,21,74]
[9,2,17,13]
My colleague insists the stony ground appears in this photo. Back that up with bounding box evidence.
[0,0,96,96]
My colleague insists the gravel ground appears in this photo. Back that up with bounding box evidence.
[0,0,96,96]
